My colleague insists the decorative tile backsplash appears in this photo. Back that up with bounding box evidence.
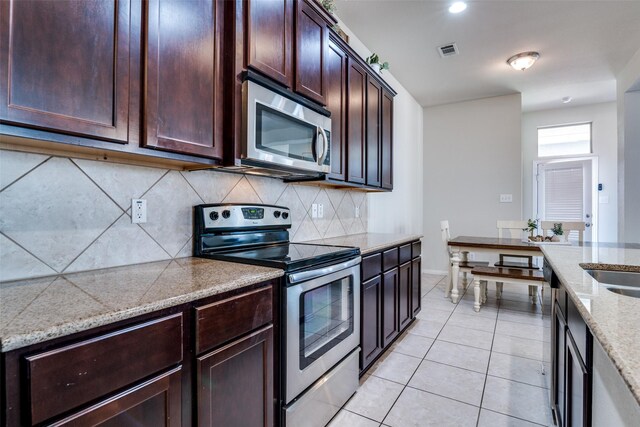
[0,149,368,282]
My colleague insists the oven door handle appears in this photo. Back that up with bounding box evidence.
[288,257,361,284]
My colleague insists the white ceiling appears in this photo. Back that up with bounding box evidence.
[335,0,640,111]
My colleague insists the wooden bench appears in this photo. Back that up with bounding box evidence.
[470,266,547,312]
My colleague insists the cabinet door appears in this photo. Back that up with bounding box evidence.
[0,0,132,142]
[381,89,394,190]
[398,262,412,330]
[366,77,382,187]
[347,59,367,184]
[197,326,274,427]
[553,302,567,427]
[246,0,293,88]
[566,331,590,427]
[144,0,224,159]
[50,368,181,427]
[361,275,383,370]
[411,257,422,317]
[295,0,327,104]
[325,36,347,181]
[382,267,399,346]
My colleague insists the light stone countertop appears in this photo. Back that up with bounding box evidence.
[0,257,283,352]
[305,232,423,255]
[541,244,640,404]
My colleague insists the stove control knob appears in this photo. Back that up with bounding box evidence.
[281,211,289,220]
[222,210,231,219]
[209,211,219,221]
[273,210,281,218]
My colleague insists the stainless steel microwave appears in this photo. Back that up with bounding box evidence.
[241,80,331,176]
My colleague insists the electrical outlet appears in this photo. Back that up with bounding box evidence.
[499,194,513,203]
[311,204,318,219]
[318,203,324,218]
[132,199,147,223]
[355,206,360,218]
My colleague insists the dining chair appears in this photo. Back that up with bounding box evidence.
[540,221,586,242]
[496,220,537,301]
[440,220,489,297]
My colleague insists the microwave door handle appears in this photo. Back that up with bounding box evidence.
[317,126,329,166]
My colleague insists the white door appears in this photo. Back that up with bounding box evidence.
[536,159,594,241]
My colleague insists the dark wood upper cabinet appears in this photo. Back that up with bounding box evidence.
[246,0,294,88]
[381,89,394,190]
[294,0,327,104]
[197,326,274,427]
[143,0,224,159]
[0,0,132,142]
[325,36,348,181]
[366,77,382,187]
[347,59,367,184]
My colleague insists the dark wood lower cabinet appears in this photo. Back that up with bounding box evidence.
[411,257,421,317]
[361,275,383,368]
[49,367,182,427]
[360,240,422,374]
[566,331,590,427]
[382,267,399,346]
[197,326,274,427]
[398,262,412,330]
[553,302,567,427]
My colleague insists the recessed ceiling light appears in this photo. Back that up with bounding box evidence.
[507,51,540,71]
[449,2,467,14]
[562,96,573,104]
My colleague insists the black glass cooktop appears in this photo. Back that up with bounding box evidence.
[201,243,360,272]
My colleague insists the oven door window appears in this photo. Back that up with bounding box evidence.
[256,103,319,163]
[299,275,354,369]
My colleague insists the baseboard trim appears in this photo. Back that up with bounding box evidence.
[423,269,448,275]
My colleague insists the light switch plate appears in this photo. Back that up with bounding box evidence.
[318,203,324,218]
[499,194,513,203]
[355,206,360,218]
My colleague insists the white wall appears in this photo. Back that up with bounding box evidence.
[422,94,523,272]
[335,18,425,236]
[617,47,640,242]
[521,102,618,243]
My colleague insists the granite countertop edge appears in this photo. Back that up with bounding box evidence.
[0,267,284,353]
[304,232,423,255]
[541,247,640,405]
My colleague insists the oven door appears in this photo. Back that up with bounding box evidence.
[244,80,331,174]
[285,257,360,403]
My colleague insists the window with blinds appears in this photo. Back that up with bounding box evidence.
[542,165,584,241]
[538,123,591,157]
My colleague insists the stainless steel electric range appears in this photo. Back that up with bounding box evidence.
[194,203,361,427]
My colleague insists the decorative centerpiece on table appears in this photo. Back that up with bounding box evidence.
[524,218,555,242]
[365,53,390,74]
[551,223,566,242]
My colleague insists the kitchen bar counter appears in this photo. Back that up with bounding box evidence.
[305,232,422,255]
[541,244,640,404]
[0,257,283,352]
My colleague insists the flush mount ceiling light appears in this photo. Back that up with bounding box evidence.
[449,2,467,14]
[562,96,573,104]
[507,51,540,71]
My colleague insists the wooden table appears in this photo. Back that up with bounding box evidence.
[446,236,543,303]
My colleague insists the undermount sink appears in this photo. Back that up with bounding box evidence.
[585,269,640,298]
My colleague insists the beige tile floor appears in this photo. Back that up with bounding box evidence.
[328,273,555,427]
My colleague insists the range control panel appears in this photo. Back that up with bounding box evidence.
[199,204,291,229]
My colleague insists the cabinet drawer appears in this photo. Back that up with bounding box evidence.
[26,314,183,425]
[399,244,412,264]
[382,247,399,271]
[196,286,272,354]
[556,286,567,318]
[362,253,382,281]
[412,241,421,259]
[566,296,590,363]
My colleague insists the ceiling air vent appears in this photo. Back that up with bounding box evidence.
[438,43,459,58]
